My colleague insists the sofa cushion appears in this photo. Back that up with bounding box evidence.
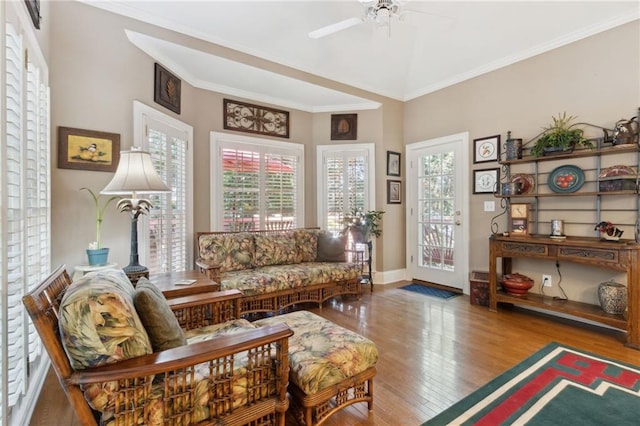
[134,278,187,352]
[254,231,299,267]
[198,232,255,272]
[185,318,257,343]
[294,228,321,262]
[316,232,347,262]
[58,269,152,370]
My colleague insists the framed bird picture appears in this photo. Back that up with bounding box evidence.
[57,126,120,172]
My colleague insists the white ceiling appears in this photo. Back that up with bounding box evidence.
[82,1,640,113]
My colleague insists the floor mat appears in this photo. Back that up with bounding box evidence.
[399,283,460,300]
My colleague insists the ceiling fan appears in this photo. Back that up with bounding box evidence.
[308,0,427,39]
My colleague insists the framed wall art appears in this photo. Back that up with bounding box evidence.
[387,180,402,204]
[387,151,401,176]
[154,63,181,114]
[224,98,290,138]
[473,168,499,194]
[25,0,41,29]
[57,127,120,172]
[473,135,500,164]
[331,114,357,140]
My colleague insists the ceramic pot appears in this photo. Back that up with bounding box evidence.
[501,273,534,296]
[87,248,109,266]
[598,281,627,315]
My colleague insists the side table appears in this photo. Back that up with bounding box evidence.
[150,270,220,298]
[72,263,118,281]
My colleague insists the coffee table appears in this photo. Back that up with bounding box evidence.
[150,270,219,298]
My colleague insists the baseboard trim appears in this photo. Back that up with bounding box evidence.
[373,268,406,285]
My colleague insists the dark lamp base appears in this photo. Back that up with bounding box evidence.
[124,266,149,286]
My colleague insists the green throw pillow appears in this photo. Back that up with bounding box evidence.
[316,232,347,262]
[133,278,187,352]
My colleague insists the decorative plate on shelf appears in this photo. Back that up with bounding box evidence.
[548,165,585,193]
[511,173,535,195]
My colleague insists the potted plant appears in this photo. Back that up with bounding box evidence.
[81,187,119,265]
[340,208,385,243]
[530,112,594,157]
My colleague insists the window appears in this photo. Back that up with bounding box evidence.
[317,144,376,235]
[1,7,51,424]
[210,132,303,231]
[133,101,193,273]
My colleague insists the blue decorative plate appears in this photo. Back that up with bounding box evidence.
[548,165,585,193]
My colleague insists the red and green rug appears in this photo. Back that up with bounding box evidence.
[424,342,640,425]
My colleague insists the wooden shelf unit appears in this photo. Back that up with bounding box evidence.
[489,234,640,349]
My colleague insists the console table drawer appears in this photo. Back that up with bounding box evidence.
[500,241,548,257]
[557,246,619,264]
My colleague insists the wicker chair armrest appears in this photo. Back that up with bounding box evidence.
[195,259,221,281]
[69,323,292,385]
[167,289,243,329]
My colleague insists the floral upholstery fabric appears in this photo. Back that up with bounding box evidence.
[254,311,378,395]
[58,269,152,370]
[198,232,255,272]
[254,231,298,267]
[219,262,359,296]
[294,229,321,262]
[185,319,257,343]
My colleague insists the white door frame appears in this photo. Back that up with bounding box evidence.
[406,132,470,293]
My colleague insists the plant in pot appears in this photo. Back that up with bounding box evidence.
[81,187,119,266]
[340,208,385,243]
[529,112,594,157]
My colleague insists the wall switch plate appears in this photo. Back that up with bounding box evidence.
[484,201,495,212]
[542,274,552,287]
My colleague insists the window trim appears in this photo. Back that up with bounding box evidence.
[210,131,304,230]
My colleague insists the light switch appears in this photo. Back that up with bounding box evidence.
[484,201,495,212]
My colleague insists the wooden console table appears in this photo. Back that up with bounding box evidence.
[489,234,640,349]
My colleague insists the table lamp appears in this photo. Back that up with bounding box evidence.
[101,147,171,282]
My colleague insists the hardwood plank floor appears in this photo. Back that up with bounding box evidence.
[30,281,640,425]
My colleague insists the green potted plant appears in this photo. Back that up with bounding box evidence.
[81,187,119,266]
[340,208,385,243]
[530,112,594,157]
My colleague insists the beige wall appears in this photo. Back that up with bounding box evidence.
[49,2,402,273]
[404,20,640,301]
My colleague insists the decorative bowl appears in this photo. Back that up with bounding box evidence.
[501,273,534,296]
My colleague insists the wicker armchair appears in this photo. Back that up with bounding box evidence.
[23,265,293,426]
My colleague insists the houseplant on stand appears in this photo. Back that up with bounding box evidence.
[529,112,594,157]
[82,187,118,265]
[340,208,385,243]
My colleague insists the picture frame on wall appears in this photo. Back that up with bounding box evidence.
[25,0,41,29]
[387,151,401,176]
[224,98,290,138]
[473,135,500,163]
[57,127,120,172]
[387,180,402,204]
[331,114,357,140]
[473,168,499,194]
[154,63,181,114]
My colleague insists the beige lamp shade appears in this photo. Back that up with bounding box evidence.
[101,148,171,195]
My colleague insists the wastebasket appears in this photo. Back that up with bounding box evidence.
[470,271,490,307]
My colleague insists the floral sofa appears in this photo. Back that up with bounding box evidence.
[23,266,292,426]
[195,228,363,315]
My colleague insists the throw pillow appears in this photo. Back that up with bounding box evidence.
[133,278,187,352]
[316,232,347,262]
[58,273,152,370]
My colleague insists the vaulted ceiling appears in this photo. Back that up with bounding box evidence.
[82,1,640,112]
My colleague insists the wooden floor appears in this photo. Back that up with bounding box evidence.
[30,281,640,426]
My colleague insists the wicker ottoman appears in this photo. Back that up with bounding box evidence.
[254,311,378,426]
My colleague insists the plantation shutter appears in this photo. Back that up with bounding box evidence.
[135,102,192,274]
[219,143,300,231]
[1,21,50,422]
[322,149,368,235]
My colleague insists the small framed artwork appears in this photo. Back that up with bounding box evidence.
[473,135,500,164]
[154,63,181,114]
[473,168,499,194]
[57,127,120,172]
[387,180,402,204]
[331,114,357,140]
[224,99,290,138]
[25,0,41,29]
[509,203,530,235]
[387,151,401,176]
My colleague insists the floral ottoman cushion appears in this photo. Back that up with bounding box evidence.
[254,310,378,394]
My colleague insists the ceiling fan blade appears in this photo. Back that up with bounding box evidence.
[308,17,364,39]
